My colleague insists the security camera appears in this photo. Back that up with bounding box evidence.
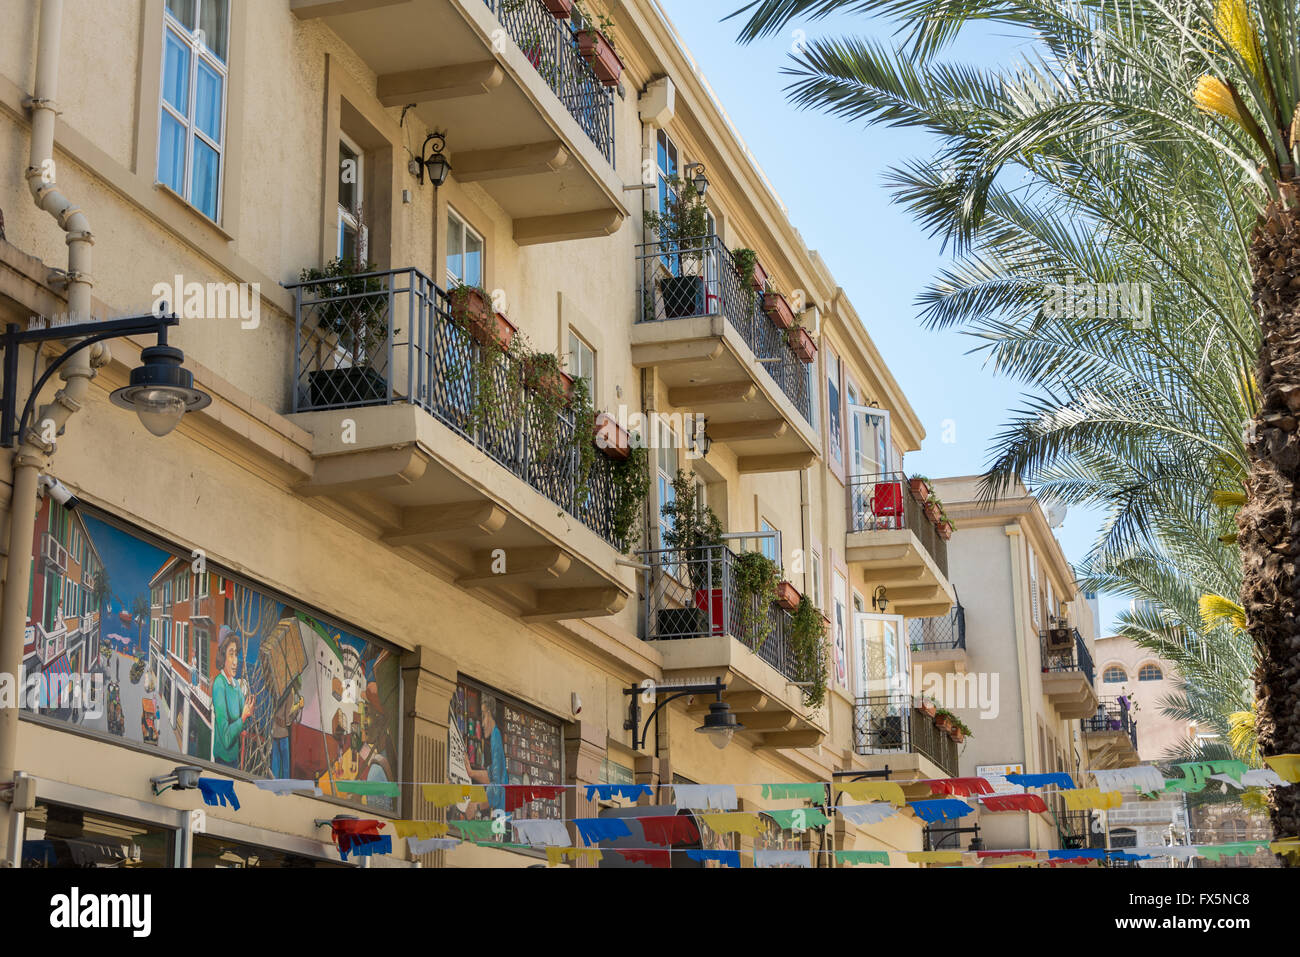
[571,693,582,717]
[38,475,78,510]
[173,766,202,790]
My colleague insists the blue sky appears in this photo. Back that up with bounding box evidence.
[657,3,1126,632]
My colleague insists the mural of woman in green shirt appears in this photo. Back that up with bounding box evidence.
[212,627,255,769]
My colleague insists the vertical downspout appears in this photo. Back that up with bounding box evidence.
[0,0,109,864]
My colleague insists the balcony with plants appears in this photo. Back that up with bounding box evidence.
[1039,620,1100,719]
[1082,695,1140,769]
[852,693,960,777]
[291,0,624,245]
[287,262,648,621]
[845,473,956,619]
[631,178,819,474]
[636,473,828,747]
[908,602,967,672]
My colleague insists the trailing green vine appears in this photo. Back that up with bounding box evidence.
[609,442,649,552]
[733,550,780,652]
[789,595,829,708]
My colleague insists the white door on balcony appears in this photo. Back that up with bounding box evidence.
[848,405,892,479]
[853,612,908,701]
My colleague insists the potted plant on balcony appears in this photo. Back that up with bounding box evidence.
[594,411,631,460]
[660,470,725,636]
[934,708,955,734]
[734,550,780,651]
[951,717,973,744]
[299,258,390,407]
[643,176,710,319]
[448,282,516,348]
[937,509,955,541]
[924,493,943,525]
[609,441,649,553]
[762,290,796,330]
[789,595,829,708]
[575,8,624,86]
[775,580,801,610]
[732,247,767,292]
[543,0,574,17]
[908,475,932,504]
[918,695,937,718]
[788,318,817,363]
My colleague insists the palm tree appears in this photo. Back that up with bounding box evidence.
[729,0,1298,839]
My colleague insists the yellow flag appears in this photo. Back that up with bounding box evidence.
[907,850,963,865]
[393,820,449,840]
[836,782,905,806]
[700,812,765,838]
[547,847,602,867]
[1062,787,1122,810]
[422,784,487,806]
[1263,754,1300,783]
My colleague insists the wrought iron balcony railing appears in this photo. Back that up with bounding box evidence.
[846,472,949,578]
[1040,625,1095,686]
[637,544,817,686]
[1084,696,1138,751]
[635,235,813,424]
[908,603,965,653]
[852,694,959,777]
[482,0,615,165]
[288,267,622,547]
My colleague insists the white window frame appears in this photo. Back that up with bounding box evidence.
[158,0,229,221]
[337,132,366,262]
[567,329,595,388]
[446,207,485,288]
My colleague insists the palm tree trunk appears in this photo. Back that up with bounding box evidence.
[1241,191,1300,849]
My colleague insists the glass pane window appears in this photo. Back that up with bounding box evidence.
[22,801,175,868]
[446,209,484,287]
[158,0,228,222]
[567,330,595,386]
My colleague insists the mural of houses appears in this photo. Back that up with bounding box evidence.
[147,558,232,760]
[23,498,104,698]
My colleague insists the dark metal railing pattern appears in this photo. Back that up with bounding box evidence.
[1084,696,1138,751]
[637,544,805,682]
[846,472,949,578]
[289,267,621,547]
[1039,626,1096,686]
[908,603,965,653]
[634,235,813,423]
[483,0,615,165]
[851,694,959,777]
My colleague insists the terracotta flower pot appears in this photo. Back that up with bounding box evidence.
[950,727,965,743]
[937,521,954,541]
[775,581,800,610]
[450,287,489,327]
[523,357,574,403]
[788,326,817,363]
[542,0,573,17]
[751,257,769,292]
[594,412,631,460]
[909,478,931,503]
[919,699,937,718]
[924,501,942,524]
[578,29,624,86]
[935,715,953,733]
[762,291,795,329]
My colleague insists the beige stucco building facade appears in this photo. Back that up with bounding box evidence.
[915,476,1139,853]
[0,0,966,867]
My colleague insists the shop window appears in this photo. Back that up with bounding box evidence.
[191,833,344,868]
[22,801,175,868]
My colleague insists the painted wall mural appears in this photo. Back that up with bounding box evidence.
[447,681,563,838]
[21,502,400,807]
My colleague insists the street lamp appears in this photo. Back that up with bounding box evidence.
[686,162,708,198]
[3,311,210,446]
[624,677,741,751]
[414,132,451,187]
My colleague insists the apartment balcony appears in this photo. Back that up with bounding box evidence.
[908,603,967,673]
[852,694,959,778]
[1082,696,1140,769]
[638,545,826,747]
[287,267,631,621]
[631,237,819,474]
[846,474,955,618]
[293,0,624,244]
[1039,626,1099,719]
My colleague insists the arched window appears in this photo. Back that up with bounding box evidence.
[1102,666,1128,683]
[1138,663,1163,681]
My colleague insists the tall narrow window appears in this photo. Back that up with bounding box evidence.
[826,352,843,465]
[759,518,779,563]
[337,134,365,262]
[656,420,678,549]
[159,0,229,221]
[446,209,484,288]
[567,330,595,388]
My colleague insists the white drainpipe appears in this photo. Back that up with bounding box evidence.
[0,0,111,859]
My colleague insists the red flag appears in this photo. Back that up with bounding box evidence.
[638,815,700,846]
[980,794,1048,813]
[616,848,670,868]
[502,785,567,813]
[928,777,994,797]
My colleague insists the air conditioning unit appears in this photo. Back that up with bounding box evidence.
[1044,622,1073,651]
